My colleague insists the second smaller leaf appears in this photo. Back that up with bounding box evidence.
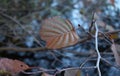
[64,69,81,76]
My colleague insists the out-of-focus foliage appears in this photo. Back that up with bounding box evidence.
[0,0,120,76]
[0,0,118,47]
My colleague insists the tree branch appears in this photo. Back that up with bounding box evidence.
[95,22,101,76]
[0,12,120,52]
[0,47,47,52]
[0,30,119,52]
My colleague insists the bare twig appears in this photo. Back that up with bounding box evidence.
[89,12,96,32]
[0,47,47,52]
[54,66,96,76]
[22,67,55,75]
[101,58,120,70]
[111,40,120,66]
[80,54,94,68]
[49,51,64,65]
[0,12,43,47]
[95,22,101,76]
[0,7,43,12]
[22,66,96,75]
[0,12,120,52]
[99,31,112,44]
[0,30,119,52]
[78,24,93,37]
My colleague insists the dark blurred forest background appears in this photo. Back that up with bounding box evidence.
[0,0,120,76]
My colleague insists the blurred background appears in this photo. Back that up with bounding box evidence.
[0,0,120,76]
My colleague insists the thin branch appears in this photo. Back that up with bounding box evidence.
[77,30,120,44]
[0,12,120,52]
[0,47,47,52]
[101,58,120,70]
[0,30,119,52]
[0,12,43,47]
[89,12,96,32]
[95,22,101,76]
[54,66,96,76]
[99,31,112,44]
[22,66,96,75]
[111,40,120,66]
[0,7,43,12]
[78,24,93,37]
[80,54,94,68]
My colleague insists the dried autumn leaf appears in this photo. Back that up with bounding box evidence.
[64,69,81,76]
[0,58,29,76]
[111,43,120,66]
[108,33,119,40]
[0,70,11,76]
[110,0,115,6]
[113,44,120,55]
[40,17,79,49]
[42,72,53,76]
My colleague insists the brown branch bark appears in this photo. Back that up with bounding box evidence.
[0,30,119,52]
[0,47,47,52]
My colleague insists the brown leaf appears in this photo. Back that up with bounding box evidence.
[0,70,12,76]
[108,33,119,40]
[42,72,53,76]
[113,44,120,55]
[110,0,115,6]
[111,43,120,66]
[64,69,81,76]
[0,58,29,75]
[40,17,79,49]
